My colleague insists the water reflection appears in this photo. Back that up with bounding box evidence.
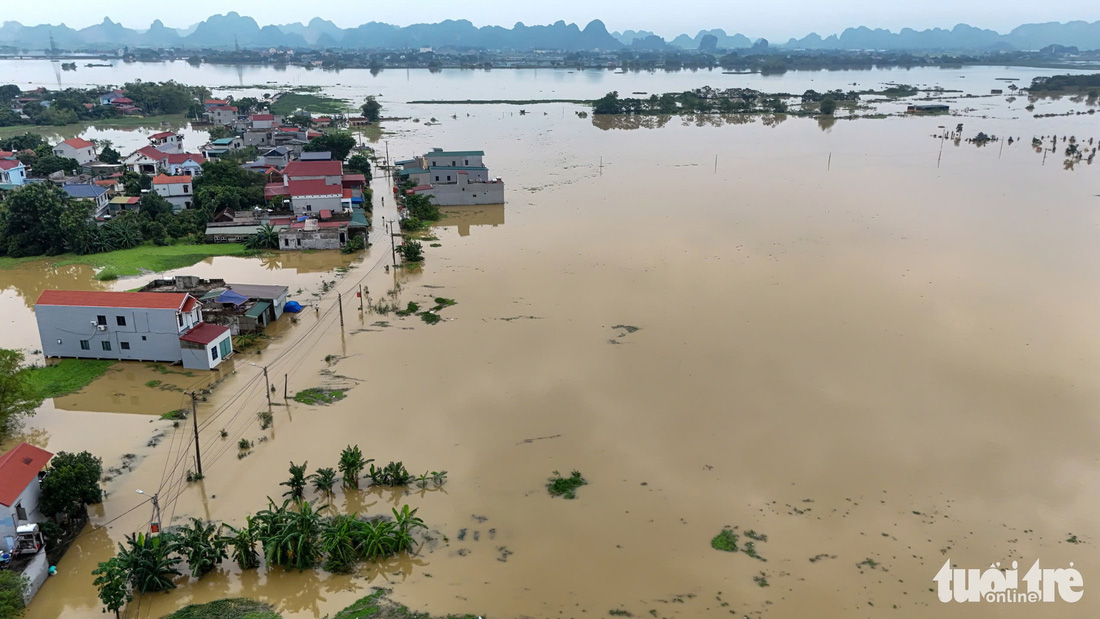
[433,205,506,237]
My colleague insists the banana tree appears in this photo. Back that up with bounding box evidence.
[280,461,309,501]
[311,467,338,497]
[338,445,371,489]
[220,515,261,570]
[173,518,228,578]
[115,532,182,593]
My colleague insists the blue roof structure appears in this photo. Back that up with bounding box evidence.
[61,184,107,200]
[216,289,249,306]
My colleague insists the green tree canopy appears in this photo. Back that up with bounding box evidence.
[346,154,372,179]
[39,451,104,517]
[304,132,356,161]
[0,349,40,441]
[0,183,93,256]
[31,155,80,176]
[99,146,121,164]
[360,96,382,122]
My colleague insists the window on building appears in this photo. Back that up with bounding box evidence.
[102,341,112,351]
[178,314,184,327]
[80,340,89,350]
[121,342,130,350]
[183,185,189,194]
[435,176,439,182]
[116,316,126,326]
[283,238,289,247]
[141,336,147,341]
[296,238,301,246]
[211,345,219,361]
[447,175,452,181]
[465,159,469,165]
[97,315,107,325]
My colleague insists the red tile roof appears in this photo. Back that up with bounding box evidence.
[148,131,176,140]
[284,160,342,178]
[341,174,366,186]
[111,97,134,104]
[288,179,342,197]
[0,160,22,171]
[0,150,14,158]
[264,183,290,199]
[93,179,117,187]
[132,146,166,162]
[290,220,350,229]
[252,114,274,121]
[0,443,52,507]
[36,290,194,310]
[179,322,229,345]
[152,174,192,185]
[205,99,228,104]
[59,138,94,149]
[164,153,206,165]
[210,106,238,112]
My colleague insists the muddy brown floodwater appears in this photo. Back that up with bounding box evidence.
[5,81,1100,619]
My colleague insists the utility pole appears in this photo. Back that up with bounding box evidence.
[283,374,288,399]
[136,490,161,534]
[338,292,344,327]
[389,221,397,267]
[384,140,390,168]
[188,392,203,479]
[359,284,364,311]
[262,365,271,407]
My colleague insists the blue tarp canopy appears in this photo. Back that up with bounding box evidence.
[284,300,304,313]
[216,289,249,306]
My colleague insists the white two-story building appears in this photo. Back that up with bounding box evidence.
[35,290,232,371]
[151,174,194,211]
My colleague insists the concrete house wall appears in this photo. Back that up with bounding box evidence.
[53,142,96,165]
[1,481,42,544]
[418,175,505,206]
[180,329,232,370]
[280,227,358,250]
[426,154,484,168]
[290,193,342,214]
[36,304,199,363]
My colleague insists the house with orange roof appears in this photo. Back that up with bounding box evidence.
[151,174,195,211]
[52,138,96,165]
[35,290,232,370]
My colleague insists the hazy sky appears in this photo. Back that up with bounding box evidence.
[4,0,1099,41]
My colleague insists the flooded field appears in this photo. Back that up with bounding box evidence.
[2,65,1100,618]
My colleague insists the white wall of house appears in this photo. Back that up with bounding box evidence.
[279,227,359,250]
[53,142,96,165]
[1,480,42,548]
[36,304,200,363]
[180,330,232,370]
[418,176,505,206]
[165,161,203,176]
[290,193,343,214]
[153,181,194,211]
[426,153,484,168]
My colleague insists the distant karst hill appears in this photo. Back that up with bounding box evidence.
[0,13,1098,52]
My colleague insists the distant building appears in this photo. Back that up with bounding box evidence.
[151,174,194,211]
[249,113,280,130]
[35,290,232,371]
[52,138,96,165]
[906,103,950,114]
[147,131,183,153]
[299,151,332,161]
[205,106,239,125]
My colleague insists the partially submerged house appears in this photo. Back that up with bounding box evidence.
[906,103,950,114]
[35,290,232,370]
[0,443,52,607]
[398,148,504,206]
[138,277,290,333]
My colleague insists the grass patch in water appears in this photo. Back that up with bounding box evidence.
[395,302,420,316]
[334,587,480,619]
[0,242,252,276]
[547,469,587,499]
[270,93,350,115]
[20,359,115,399]
[164,597,280,618]
[711,528,739,552]
[161,409,187,420]
[293,387,346,405]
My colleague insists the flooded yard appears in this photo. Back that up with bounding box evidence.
[2,65,1099,617]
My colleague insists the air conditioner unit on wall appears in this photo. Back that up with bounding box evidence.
[96,325,107,331]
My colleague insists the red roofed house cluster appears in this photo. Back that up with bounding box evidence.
[34,290,232,371]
